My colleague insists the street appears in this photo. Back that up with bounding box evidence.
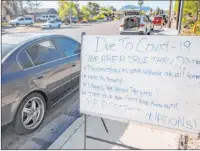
[1,20,173,149]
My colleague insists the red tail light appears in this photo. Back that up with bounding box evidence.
[140,24,145,27]
[120,24,124,27]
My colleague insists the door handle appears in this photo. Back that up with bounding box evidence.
[37,76,43,79]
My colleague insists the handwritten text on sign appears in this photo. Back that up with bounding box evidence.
[80,35,200,135]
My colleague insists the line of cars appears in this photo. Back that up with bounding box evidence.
[119,10,168,35]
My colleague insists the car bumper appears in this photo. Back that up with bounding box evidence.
[1,101,21,126]
[41,25,49,29]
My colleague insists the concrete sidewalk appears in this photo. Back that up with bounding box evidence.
[48,115,180,149]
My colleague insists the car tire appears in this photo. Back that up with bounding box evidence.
[29,23,33,26]
[58,24,61,28]
[12,25,15,27]
[13,93,46,134]
[16,23,19,26]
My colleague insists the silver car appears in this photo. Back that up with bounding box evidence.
[2,33,81,134]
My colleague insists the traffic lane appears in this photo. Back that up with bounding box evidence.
[1,90,80,149]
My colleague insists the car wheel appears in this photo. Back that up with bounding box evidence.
[29,23,33,26]
[13,93,46,134]
[58,24,61,28]
[12,25,15,27]
[16,23,19,26]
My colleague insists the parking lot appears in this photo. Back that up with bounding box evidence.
[1,20,175,149]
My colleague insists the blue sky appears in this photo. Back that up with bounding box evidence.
[39,1,173,11]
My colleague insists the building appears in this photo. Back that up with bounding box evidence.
[25,8,58,21]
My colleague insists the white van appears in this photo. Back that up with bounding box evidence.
[119,10,151,35]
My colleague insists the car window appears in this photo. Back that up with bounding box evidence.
[19,18,24,21]
[26,40,63,66]
[143,17,149,22]
[17,51,33,69]
[53,38,80,57]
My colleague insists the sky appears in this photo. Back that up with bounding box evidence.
[39,1,173,11]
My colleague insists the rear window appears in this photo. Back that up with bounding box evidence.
[155,17,162,20]
[2,44,16,59]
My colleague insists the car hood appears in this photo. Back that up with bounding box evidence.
[10,19,17,22]
[42,22,51,26]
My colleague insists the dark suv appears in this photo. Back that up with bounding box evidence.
[2,33,81,134]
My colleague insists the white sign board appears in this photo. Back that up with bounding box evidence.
[80,35,200,136]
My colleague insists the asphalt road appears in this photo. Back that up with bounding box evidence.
[1,20,165,149]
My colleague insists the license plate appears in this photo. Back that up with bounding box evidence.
[132,28,137,30]
[156,20,159,22]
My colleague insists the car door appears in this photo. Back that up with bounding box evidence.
[19,18,25,25]
[23,39,72,101]
[52,37,81,89]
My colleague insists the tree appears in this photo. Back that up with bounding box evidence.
[26,0,41,12]
[81,6,91,20]
[138,0,144,7]
[174,0,200,23]
[57,0,77,21]
[109,6,116,11]
[156,7,160,15]
[99,7,112,16]
[86,2,100,17]
[2,1,21,18]
[75,2,82,19]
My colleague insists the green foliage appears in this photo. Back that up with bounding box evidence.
[86,2,100,16]
[93,14,105,20]
[57,0,77,21]
[81,6,90,20]
[99,7,112,17]
[174,0,200,24]
[140,11,146,15]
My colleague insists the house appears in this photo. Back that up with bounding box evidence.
[25,8,58,21]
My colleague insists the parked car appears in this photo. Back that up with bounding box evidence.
[9,17,34,27]
[41,19,62,29]
[71,17,79,23]
[120,13,151,35]
[160,14,168,24]
[2,33,81,134]
[81,20,89,23]
[36,14,58,22]
[153,16,165,28]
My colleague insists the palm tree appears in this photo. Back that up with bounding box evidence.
[156,7,160,15]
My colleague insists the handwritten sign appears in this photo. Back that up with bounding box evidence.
[80,35,200,136]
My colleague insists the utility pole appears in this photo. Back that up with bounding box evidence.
[176,0,181,30]
[69,0,72,25]
[178,0,184,34]
[168,0,172,28]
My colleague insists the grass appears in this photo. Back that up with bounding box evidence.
[2,22,9,27]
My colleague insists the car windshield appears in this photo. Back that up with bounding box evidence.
[2,43,16,59]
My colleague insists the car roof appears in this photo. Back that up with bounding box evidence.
[2,33,72,45]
